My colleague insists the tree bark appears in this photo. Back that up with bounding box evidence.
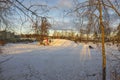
[98,0,106,80]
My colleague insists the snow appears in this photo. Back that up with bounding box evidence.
[0,39,119,80]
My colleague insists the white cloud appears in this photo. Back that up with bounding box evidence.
[57,0,73,9]
[51,19,74,30]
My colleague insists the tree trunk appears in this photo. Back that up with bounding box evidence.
[98,0,106,80]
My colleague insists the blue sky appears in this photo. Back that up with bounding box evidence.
[9,0,120,34]
[14,0,77,34]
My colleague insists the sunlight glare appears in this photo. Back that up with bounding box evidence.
[80,43,91,61]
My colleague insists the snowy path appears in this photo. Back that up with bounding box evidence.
[0,39,103,80]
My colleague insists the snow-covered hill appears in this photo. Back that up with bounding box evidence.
[50,39,77,47]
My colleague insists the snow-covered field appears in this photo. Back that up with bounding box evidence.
[0,39,120,80]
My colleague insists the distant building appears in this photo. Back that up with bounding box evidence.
[0,30,15,40]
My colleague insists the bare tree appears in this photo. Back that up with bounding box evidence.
[69,0,120,80]
[0,0,53,45]
[0,0,14,30]
[116,24,120,44]
[39,17,51,44]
